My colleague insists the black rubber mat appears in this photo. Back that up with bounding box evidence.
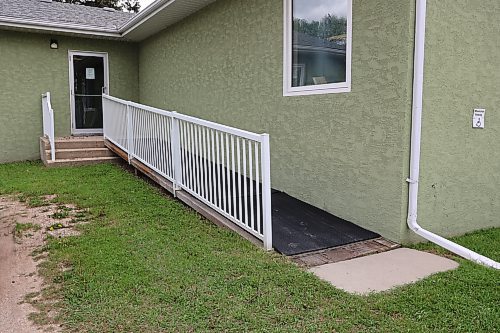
[272,192,380,256]
[136,145,379,256]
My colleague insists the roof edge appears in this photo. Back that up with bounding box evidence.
[0,15,122,38]
[119,0,173,36]
[0,0,213,41]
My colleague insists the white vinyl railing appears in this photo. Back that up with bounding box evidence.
[103,95,273,250]
[41,92,55,161]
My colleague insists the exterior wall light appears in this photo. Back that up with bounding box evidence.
[50,39,58,49]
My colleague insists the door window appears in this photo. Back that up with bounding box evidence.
[73,55,105,130]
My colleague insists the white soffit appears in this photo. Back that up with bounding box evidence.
[122,0,217,41]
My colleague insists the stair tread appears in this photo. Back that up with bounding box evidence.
[54,139,104,143]
[49,147,111,152]
[47,156,120,163]
[55,136,104,141]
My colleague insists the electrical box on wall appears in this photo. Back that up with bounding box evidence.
[472,109,485,129]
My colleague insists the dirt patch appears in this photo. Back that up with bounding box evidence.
[0,195,90,332]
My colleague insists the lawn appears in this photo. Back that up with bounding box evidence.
[0,161,498,332]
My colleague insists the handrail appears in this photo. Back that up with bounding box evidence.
[41,92,55,162]
[102,94,273,250]
[103,94,263,142]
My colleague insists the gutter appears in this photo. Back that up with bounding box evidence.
[407,0,499,269]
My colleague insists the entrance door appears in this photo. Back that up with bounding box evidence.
[69,51,109,135]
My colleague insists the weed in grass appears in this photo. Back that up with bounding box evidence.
[27,196,49,208]
[15,222,41,237]
[50,209,70,220]
[18,193,28,203]
[24,291,41,301]
[69,210,92,224]
[47,223,65,231]
[74,210,89,219]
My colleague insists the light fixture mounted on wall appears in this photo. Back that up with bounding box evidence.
[50,39,58,49]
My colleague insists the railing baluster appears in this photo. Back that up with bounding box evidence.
[164,117,171,177]
[210,129,216,205]
[231,135,237,217]
[255,141,261,234]
[148,113,153,166]
[187,123,194,191]
[221,132,227,213]
[194,124,201,196]
[180,121,187,185]
[153,113,160,170]
[156,114,163,172]
[136,109,143,160]
[237,137,242,222]
[249,140,254,231]
[167,117,173,178]
[216,131,222,208]
[144,111,150,165]
[224,133,234,215]
[200,126,206,199]
[243,139,248,226]
[204,128,210,203]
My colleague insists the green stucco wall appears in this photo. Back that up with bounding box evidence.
[0,30,138,163]
[415,0,500,238]
[138,0,415,242]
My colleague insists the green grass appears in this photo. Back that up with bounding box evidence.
[0,161,498,332]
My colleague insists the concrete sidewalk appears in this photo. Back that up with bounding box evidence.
[309,248,459,294]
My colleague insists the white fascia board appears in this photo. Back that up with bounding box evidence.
[119,0,173,36]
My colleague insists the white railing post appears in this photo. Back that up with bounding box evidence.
[42,92,56,162]
[171,112,183,196]
[126,103,133,163]
[49,109,55,162]
[261,134,273,251]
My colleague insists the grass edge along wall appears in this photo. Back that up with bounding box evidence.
[0,29,139,163]
[138,0,416,243]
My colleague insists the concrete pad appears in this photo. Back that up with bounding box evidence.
[309,248,459,294]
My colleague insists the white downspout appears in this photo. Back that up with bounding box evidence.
[408,0,499,269]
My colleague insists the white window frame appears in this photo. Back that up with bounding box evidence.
[283,0,352,96]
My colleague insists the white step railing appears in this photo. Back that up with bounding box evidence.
[102,95,273,250]
[41,92,55,161]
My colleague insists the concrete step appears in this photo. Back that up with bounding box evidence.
[47,148,116,160]
[44,156,121,168]
[41,136,105,150]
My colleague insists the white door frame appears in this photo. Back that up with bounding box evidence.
[68,50,109,135]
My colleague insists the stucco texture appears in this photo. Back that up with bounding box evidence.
[0,30,138,163]
[138,0,415,241]
[416,0,500,237]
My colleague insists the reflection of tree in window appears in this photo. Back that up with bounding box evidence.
[291,0,347,87]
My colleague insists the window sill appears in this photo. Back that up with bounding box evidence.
[283,85,351,97]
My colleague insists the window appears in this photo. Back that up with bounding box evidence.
[283,0,352,96]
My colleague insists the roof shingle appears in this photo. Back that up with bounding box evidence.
[0,0,135,30]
